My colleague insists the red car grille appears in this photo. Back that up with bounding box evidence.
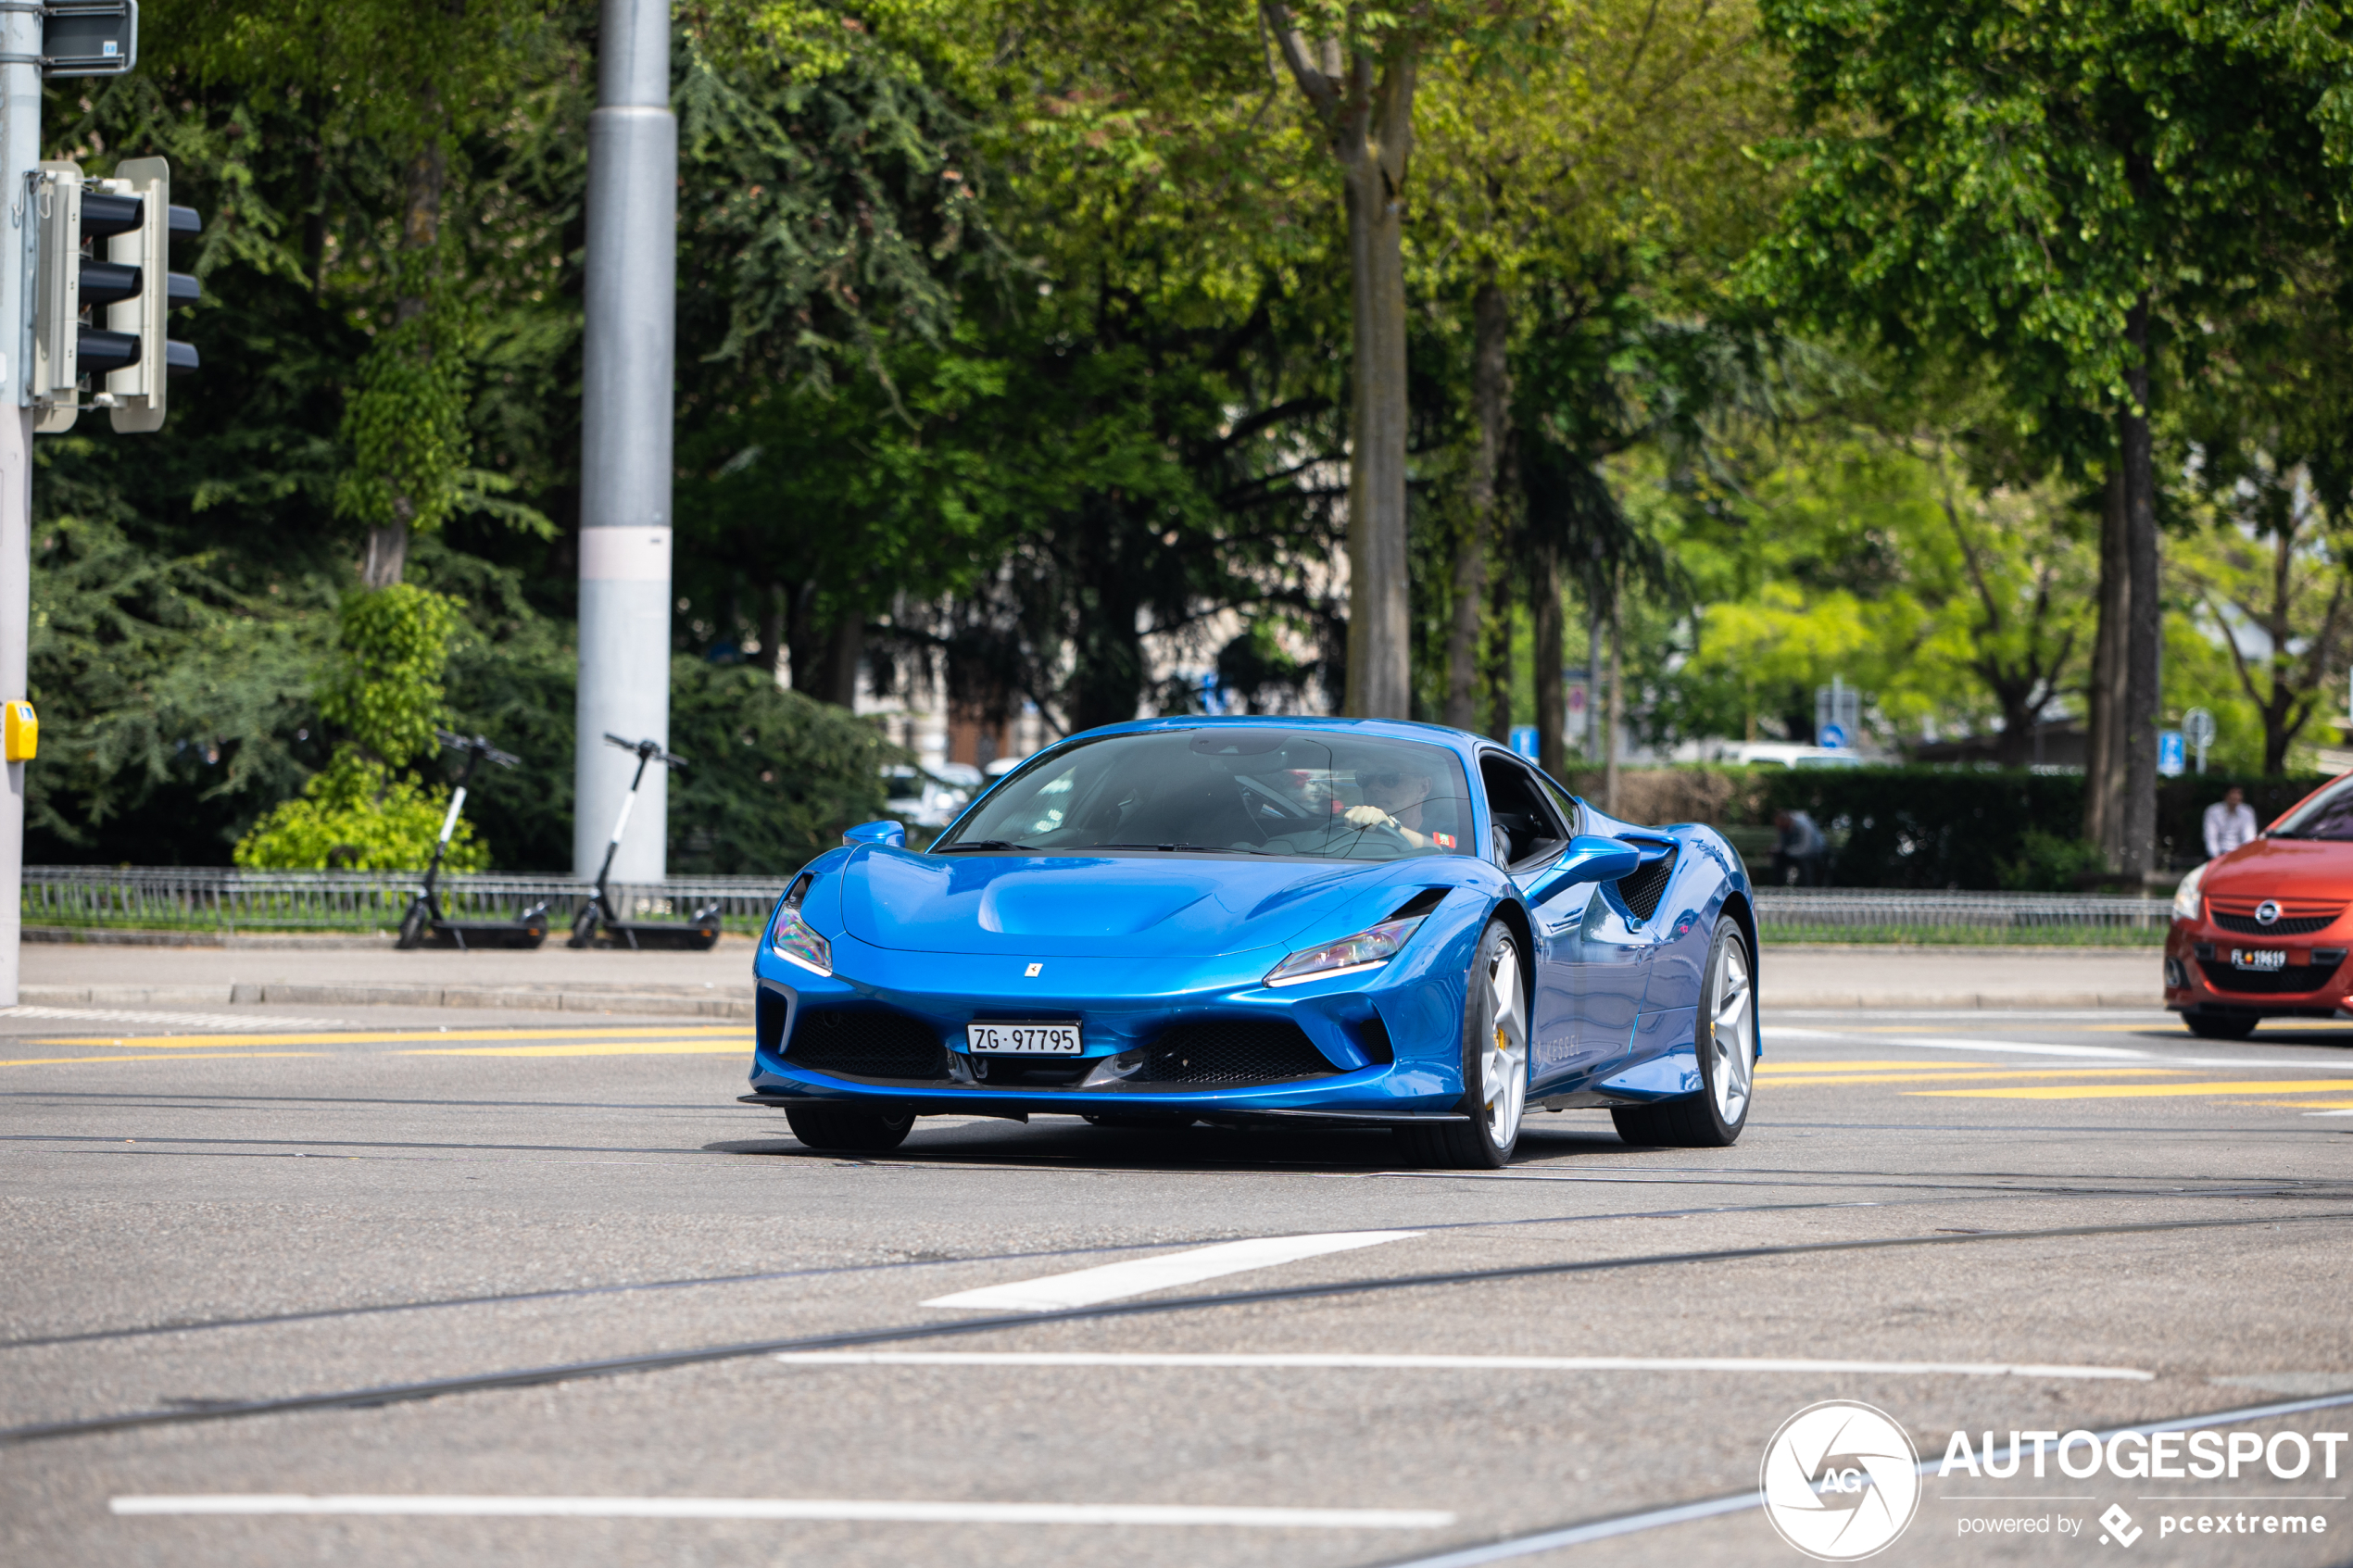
[2206,897,2345,937]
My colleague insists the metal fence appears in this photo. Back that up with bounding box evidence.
[21,867,792,935]
[1754,888,2173,936]
[23,866,2177,940]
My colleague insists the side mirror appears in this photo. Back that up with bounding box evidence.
[1523,834,1642,904]
[843,821,908,850]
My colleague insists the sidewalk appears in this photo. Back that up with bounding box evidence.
[18,935,2167,1015]
[20,936,758,1019]
[1766,944,2160,1010]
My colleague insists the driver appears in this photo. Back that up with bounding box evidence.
[1343,763,1450,849]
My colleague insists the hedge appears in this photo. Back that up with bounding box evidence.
[1753,769,2332,889]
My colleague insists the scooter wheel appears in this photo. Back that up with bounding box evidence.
[567,906,598,950]
[396,903,428,951]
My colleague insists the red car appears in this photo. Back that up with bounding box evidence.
[2166,776,2353,1038]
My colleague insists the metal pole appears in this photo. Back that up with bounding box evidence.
[574,0,675,882]
[0,8,38,1007]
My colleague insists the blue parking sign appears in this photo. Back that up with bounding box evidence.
[2158,730,2185,777]
[1510,725,1539,759]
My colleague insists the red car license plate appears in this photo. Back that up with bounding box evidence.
[2230,948,2288,972]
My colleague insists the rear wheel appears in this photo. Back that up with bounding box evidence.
[567,902,598,950]
[396,900,429,951]
[1395,919,1528,1170]
[2183,1010,2259,1040]
[1612,919,1755,1148]
[785,1104,915,1153]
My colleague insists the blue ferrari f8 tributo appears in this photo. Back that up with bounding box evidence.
[741,717,1757,1167]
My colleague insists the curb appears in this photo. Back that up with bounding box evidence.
[19,983,753,1021]
[1772,991,2158,1010]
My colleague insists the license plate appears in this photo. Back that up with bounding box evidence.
[2231,948,2288,972]
[965,1022,1083,1055]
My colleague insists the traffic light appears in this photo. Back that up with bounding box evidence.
[31,157,199,435]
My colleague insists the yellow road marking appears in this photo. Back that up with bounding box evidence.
[1759,1060,2001,1072]
[0,1052,327,1067]
[1768,1069,2186,1087]
[394,1042,751,1059]
[1909,1080,2353,1100]
[34,1025,751,1049]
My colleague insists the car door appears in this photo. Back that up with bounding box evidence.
[1476,754,1593,1093]
[1531,765,1650,1086]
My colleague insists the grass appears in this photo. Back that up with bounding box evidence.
[1758,923,2166,947]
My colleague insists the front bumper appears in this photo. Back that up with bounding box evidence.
[744,928,1474,1117]
[2163,918,2353,1017]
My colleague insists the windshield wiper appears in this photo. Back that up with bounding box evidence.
[935,839,1036,853]
[1097,842,1271,855]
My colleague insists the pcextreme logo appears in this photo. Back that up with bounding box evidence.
[1760,1400,1922,1561]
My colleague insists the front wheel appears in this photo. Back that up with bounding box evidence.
[396,900,429,951]
[2183,1010,2259,1040]
[1612,918,1755,1148]
[1395,918,1528,1170]
[567,902,598,950]
[785,1104,915,1153]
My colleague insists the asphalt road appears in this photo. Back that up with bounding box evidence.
[5,994,2352,1566]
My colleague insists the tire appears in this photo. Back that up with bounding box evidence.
[785,1104,915,1153]
[1394,918,1529,1170]
[567,903,598,950]
[1611,918,1755,1149]
[2184,1010,2259,1040]
[396,901,429,951]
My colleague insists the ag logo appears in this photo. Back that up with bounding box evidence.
[1759,1400,1921,1561]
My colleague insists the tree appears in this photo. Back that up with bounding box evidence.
[1753,0,2352,876]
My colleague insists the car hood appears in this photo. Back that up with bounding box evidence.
[2203,836,2353,905]
[836,847,1428,958]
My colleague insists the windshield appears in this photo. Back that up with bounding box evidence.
[935,729,1477,861]
[2271,779,2353,841]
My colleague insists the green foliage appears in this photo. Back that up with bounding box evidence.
[319,584,461,768]
[333,290,476,539]
[1996,830,2110,893]
[665,659,898,873]
[232,751,484,872]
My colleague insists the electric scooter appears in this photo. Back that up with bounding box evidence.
[569,732,723,950]
[396,730,552,950]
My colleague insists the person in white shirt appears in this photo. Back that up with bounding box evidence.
[2203,786,2259,859]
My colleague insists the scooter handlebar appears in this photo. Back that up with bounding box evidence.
[437,728,522,768]
[603,732,688,769]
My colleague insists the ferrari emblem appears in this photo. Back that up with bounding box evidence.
[1025,962,1043,977]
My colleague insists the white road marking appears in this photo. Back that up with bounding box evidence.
[0,1006,348,1031]
[107,1495,1453,1528]
[921,1230,1421,1311]
[1887,1036,2151,1060]
[773,1351,2152,1381]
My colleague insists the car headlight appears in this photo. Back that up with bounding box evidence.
[1265,917,1424,988]
[2172,861,2207,923]
[770,875,832,976]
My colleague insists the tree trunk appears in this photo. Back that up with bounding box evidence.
[1604,574,1624,815]
[360,136,448,591]
[1263,9,1416,719]
[821,614,863,709]
[1586,612,1603,759]
[1484,556,1512,741]
[2083,466,2128,860]
[761,583,786,683]
[1445,280,1509,730]
[1533,536,1563,777]
[2120,299,2161,879]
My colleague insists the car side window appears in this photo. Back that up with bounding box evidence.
[1478,754,1571,871]
[1535,772,1584,838]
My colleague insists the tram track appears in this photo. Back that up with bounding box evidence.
[8,1208,2349,1449]
[3,1171,2328,1354]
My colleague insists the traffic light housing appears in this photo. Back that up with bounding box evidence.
[31,157,199,434]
